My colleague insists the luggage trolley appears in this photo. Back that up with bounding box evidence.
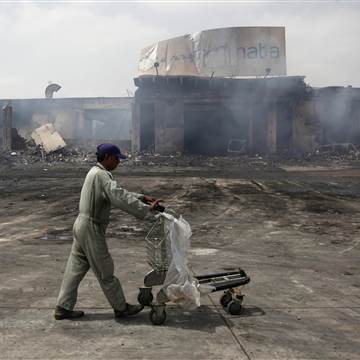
[137,210,251,325]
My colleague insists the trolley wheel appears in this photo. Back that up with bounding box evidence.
[226,300,242,315]
[149,307,167,325]
[220,290,233,308]
[138,288,153,306]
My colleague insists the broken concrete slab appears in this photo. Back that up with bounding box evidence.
[31,123,66,153]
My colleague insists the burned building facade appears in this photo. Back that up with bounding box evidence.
[132,75,360,156]
[132,75,312,155]
[2,81,360,157]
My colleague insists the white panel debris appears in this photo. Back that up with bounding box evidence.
[31,123,66,153]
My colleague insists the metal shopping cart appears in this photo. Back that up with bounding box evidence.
[137,208,251,325]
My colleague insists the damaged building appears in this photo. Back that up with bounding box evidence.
[0,97,132,152]
[132,75,310,155]
[3,84,360,157]
[2,26,360,157]
[132,27,360,156]
[132,76,360,156]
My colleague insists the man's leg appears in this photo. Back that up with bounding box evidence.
[86,245,144,317]
[56,240,90,311]
[83,226,143,316]
[83,234,127,311]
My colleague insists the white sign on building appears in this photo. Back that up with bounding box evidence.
[139,27,286,77]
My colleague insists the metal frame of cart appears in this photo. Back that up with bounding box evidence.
[138,213,251,325]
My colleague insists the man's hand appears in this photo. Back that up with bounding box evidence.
[142,195,156,204]
[149,199,165,212]
[140,195,164,211]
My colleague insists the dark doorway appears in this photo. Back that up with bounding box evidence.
[350,100,360,143]
[140,103,155,152]
[251,104,268,154]
[322,97,353,144]
[184,103,247,155]
[276,101,293,152]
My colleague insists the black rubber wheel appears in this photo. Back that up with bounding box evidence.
[220,291,233,308]
[137,289,153,306]
[149,308,167,325]
[226,300,242,315]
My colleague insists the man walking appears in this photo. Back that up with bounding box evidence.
[55,144,158,320]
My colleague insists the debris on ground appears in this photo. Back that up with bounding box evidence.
[299,143,360,163]
[1,140,360,171]
[124,153,278,171]
[0,146,95,166]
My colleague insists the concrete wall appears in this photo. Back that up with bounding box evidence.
[0,97,133,148]
[267,103,277,154]
[292,99,321,153]
[155,100,184,154]
[131,101,140,153]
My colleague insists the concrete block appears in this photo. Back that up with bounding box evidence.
[31,123,66,153]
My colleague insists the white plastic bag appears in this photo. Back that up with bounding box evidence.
[161,214,214,308]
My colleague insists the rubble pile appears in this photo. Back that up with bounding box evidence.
[0,123,95,167]
[2,142,360,170]
[124,144,360,171]
[305,143,360,162]
[0,145,95,166]
[125,153,277,171]
[272,143,360,165]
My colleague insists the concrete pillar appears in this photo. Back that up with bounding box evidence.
[2,103,12,151]
[267,103,277,153]
[131,100,141,153]
[248,102,254,153]
[155,99,184,154]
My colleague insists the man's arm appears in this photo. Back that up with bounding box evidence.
[103,178,155,220]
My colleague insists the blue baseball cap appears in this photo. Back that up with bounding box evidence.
[96,143,127,159]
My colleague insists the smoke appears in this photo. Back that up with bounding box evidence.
[314,87,358,145]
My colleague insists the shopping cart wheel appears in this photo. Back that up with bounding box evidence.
[150,305,166,325]
[220,290,233,308]
[226,300,242,315]
[138,287,153,306]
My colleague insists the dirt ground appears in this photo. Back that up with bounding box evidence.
[0,158,359,359]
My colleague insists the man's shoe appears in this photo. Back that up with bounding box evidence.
[114,303,144,318]
[54,306,84,320]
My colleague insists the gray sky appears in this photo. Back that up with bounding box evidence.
[0,1,360,98]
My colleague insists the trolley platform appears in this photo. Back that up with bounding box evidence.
[138,209,251,325]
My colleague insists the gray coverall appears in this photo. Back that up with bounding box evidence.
[56,163,152,311]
